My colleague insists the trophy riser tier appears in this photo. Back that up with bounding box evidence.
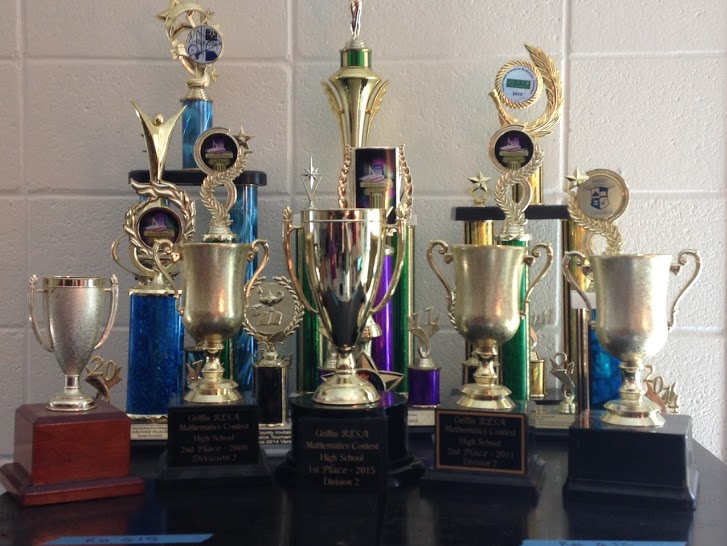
[421,399,544,502]
[126,293,184,420]
[276,393,425,490]
[0,402,144,506]
[564,410,698,510]
[158,394,271,487]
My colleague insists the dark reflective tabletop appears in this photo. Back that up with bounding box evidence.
[1,434,725,546]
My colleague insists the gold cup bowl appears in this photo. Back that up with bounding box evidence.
[563,251,700,427]
[29,275,119,411]
[284,208,405,405]
[156,240,269,404]
[428,242,552,410]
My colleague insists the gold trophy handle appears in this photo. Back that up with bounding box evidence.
[562,251,594,323]
[427,240,455,315]
[522,243,554,311]
[244,239,270,298]
[667,249,701,330]
[111,235,142,278]
[153,240,184,315]
[282,209,318,314]
[93,276,119,351]
[28,275,53,353]
[371,219,407,314]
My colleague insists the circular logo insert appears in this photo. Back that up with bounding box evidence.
[576,170,629,221]
[195,129,239,174]
[185,25,223,65]
[490,127,535,172]
[501,66,538,104]
[138,207,182,248]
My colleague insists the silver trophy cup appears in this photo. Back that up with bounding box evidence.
[428,242,552,409]
[29,275,119,411]
[156,240,269,404]
[563,251,701,427]
[283,208,405,405]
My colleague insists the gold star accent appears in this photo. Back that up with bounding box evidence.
[301,157,322,207]
[236,126,253,152]
[468,171,491,205]
[156,0,180,23]
[565,168,589,192]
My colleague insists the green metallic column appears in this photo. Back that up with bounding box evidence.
[501,238,529,401]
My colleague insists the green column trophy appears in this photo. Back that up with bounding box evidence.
[423,153,554,498]
[562,170,702,509]
[154,127,272,485]
[454,45,564,410]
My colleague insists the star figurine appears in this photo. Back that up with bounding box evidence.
[156,0,180,23]
[565,168,589,193]
[301,157,322,207]
[467,171,491,205]
[236,126,253,153]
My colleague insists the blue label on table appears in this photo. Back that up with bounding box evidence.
[44,534,212,545]
[522,540,687,546]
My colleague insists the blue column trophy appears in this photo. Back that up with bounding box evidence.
[157,2,264,391]
[157,0,222,168]
[111,102,196,439]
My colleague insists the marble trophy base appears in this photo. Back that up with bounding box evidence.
[421,398,544,502]
[276,393,425,490]
[157,393,271,487]
[563,410,698,510]
[0,402,144,506]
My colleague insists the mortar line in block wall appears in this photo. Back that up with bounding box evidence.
[19,0,30,405]
[560,0,572,183]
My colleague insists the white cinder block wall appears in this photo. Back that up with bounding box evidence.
[0,1,724,462]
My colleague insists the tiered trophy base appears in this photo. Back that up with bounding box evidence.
[276,393,425,490]
[421,399,544,502]
[0,402,144,506]
[563,410,698,510]
[157,394,271,487]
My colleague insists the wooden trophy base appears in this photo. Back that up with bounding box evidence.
[0,402,144,507]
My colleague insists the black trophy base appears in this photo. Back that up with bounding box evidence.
[563,410,699,511]
[276,393,425,491]
[420,398,544,501]
[156,451,271,488]
[421,455,545,502]
[157,394,271,487]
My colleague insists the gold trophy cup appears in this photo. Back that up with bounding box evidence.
[428,243,552,409]
[283,207,405,405]
[563,251,701,427]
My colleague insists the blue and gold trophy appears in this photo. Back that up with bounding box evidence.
[157,0,223,168]
[112,103,196,437]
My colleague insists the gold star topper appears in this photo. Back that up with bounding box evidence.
[565,167,589,194]
[468,171,491,206]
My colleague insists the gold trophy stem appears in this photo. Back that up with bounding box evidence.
[602,358,664,427]
[457,348,515,410]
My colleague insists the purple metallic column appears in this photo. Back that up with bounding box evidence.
[370,252,394,371]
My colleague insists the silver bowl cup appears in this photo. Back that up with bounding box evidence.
[156,240,269,404]
[428,242,552,409]
[283,208,406,405]
[563,251,701,427]
[29,275,119,411]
